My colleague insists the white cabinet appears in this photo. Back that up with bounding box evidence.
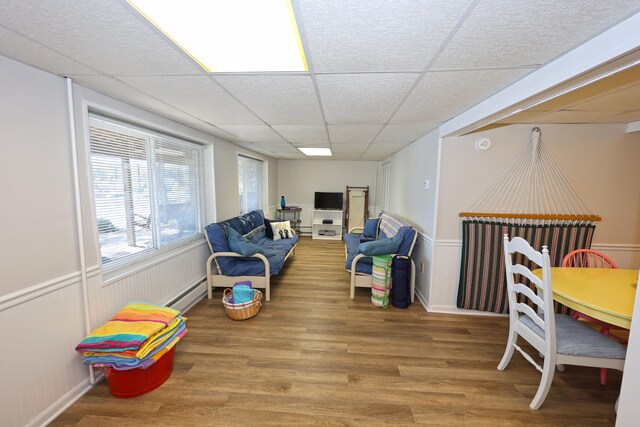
[312,209,343,240]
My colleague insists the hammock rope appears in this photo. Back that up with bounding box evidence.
[460,128,600,224]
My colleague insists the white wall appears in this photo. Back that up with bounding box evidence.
[380,129,440,308]
[212,141,279,222]
[387,129,440,237]
[0,54,275,426]
[277,160,377,232]
[429,123,640,313]
[0,55,79,294]
[0,55,88,427]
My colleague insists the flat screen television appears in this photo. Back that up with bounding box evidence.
[314,192,343,210]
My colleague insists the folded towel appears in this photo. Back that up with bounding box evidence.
[232,285,254,304]
[75,303,180,352]
[82,322,187,367]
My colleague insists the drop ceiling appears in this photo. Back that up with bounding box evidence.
[0,1,639,160]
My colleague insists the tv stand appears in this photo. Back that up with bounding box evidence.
[312,209,342,240]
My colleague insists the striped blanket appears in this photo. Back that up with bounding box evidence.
[75,303,180,352]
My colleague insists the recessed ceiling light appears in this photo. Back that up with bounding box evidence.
[127,0,308,73]
[299,147,332,156]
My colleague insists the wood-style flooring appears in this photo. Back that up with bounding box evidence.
[52,237,621,426]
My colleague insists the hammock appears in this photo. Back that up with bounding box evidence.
[457,128,599,313]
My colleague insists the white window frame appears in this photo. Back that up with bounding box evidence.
[381,161,391,213]
[237,154,264,214]
[87,114,206,274]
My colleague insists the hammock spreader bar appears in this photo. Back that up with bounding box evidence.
[458,212,601,221]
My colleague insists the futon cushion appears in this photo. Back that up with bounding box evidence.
[343,233,373,273]
[358,232,402,256]
[363,218,379,238]
[520,314,627,359]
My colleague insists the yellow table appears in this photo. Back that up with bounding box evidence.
[533,267,638,329]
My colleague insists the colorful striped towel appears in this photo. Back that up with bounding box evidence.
[81,321,187,368]
[87,329,187,370]
[75,303,180,352]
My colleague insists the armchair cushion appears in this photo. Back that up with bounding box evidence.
[363,218,379,238]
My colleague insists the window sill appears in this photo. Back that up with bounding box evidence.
[101,236,207,287]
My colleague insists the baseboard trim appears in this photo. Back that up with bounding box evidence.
[428,304,508,317]
[33,372,105,427]
[415,289,429,313]
[31,279,205,426]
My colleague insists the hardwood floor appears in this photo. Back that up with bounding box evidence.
[52,237,621,426]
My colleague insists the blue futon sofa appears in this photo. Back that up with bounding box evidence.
[204,210,299,301]
[343,212,417,301]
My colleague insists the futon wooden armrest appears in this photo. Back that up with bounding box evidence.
[206,251,270,299]
[348,226,364,234]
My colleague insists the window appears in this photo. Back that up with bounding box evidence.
[237,155,263,214]
[88,115,204,270]
[381,161,391,213]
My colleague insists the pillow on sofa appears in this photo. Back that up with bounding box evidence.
[264,218,286,239]
[228,228,263,257]
[363,218,379,238]
[358,232,402,256]
[271,220,296,241]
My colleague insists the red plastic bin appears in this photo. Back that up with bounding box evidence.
[103,346,176,398]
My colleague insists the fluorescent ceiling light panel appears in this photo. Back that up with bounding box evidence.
[299,147,332,156]
[127,0,308,72]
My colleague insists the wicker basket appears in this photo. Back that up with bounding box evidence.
[222,288,262,320]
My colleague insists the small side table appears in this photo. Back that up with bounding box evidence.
[276,208,302,233]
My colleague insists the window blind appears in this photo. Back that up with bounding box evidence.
[238,155,263,214]
[88,115,204,270]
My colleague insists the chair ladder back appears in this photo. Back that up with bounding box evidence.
[503,235,555,342]
[562,249,618,269]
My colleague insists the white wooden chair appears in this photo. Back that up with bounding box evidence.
[498,235,626,410]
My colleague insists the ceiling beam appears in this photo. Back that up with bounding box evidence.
[626,120,640,133]
[439,11,640,137]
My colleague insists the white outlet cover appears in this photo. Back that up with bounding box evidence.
[424,179,430,190]
[475,137,492,151]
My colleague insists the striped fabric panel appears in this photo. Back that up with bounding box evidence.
[456,220,595,314]
[378,213,407,238]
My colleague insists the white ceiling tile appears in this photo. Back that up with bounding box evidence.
[272,125,329,144]
[330,144,371,153]
[328,125,383,144]
[251,143,300,154]
[217,125,287,144]
[0,25,97,76]
[69,75,235,140]
[366,144,409,156]
[570,84,640,111]
[434,1,640,69]
[274,152,308,159]
[392,69,531,124]
[333,153,365,160]
[299,0,473,73]
[118,75,262,125]
[317,74,418,124]
[0,1,199,75]
[215,75,323,125]
[374,124,440,144]
[360,152,389,161]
